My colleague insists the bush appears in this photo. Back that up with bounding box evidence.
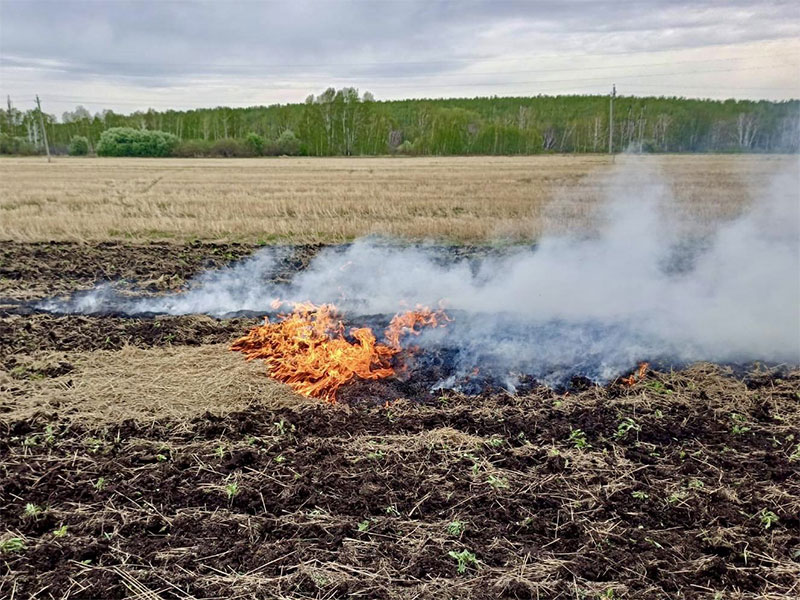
[172,139,213,157]
[263,130,302,156]
[208,138,252,158]
[68,136,89,156]
[276,130,301,155]
[96,127,179,157]
[245,132,265,156]
[0,134,41,155]
[395,140,415,155]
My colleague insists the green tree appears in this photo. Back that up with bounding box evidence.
[68,135,89,156]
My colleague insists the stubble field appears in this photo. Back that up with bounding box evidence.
[0,155,790,243]
[1,155,798,599]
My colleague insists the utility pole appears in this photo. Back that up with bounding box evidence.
[609,84,616,161]
[35,95,51,163]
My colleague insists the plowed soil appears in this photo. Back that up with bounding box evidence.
[1,242,798,600]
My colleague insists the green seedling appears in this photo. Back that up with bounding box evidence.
[23,503,42,518]
[760,509,779,529]
[487,475,509,489]
[85,438,104,454]
[273,418,295,436]
[614,417,640,440]
[667,491,688,504]
[447,520,465,536]
[214,445,225,459]
[448,549,479,574]
[631,491,649,501]
[789,444,800,462]
[644,381,671,394]
[357,519,370,532]
[688,479,704,489]
[225,482,239,499]
[366,450,385,461]
[486,435,504,448]
[730,413,751,435]
[52,525,68,538]
[385,505,401,517]
[94,477,107,491]
[568,428,590,450]
[0,538,25,553]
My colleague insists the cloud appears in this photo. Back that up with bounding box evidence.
[1,0,798,112]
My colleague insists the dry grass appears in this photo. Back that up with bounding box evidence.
[0,154,793,243]
[0,344,300,423]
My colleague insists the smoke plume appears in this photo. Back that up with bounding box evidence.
[37,157,800,388]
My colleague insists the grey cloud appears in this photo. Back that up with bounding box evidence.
[2,0,797,80]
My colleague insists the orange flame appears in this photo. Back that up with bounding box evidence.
[621,361,649,387]
[231,302,447,402]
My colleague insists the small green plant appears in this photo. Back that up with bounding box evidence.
[225,482,239,499]
[789,444,800,462]
[274,455,286,464]
[568,428,590,450]
[667,491,688,504]
[688,479,705,489]
[631,491,649,501]
[357,519,370,532]
[730,413,751,435]
[94,477,107,491]
[52,525,68,538]
[448,549,479,574]
[487,474,509,489]
[385,505,401,517]
[366,450,385,461]
[644,381,671,395]
[85,437,104,454]
[0,537,25,553]
[447,520,465,536]
[23,503,42,518]
[274,418,295,436]
[214,445,225,458]
[486,435,504,448]
[614,417,640,440]
[759,509,779,529]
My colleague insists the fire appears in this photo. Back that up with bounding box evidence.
[620,362,649,387]
[231,302,447,402]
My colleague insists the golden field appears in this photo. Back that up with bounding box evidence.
[0,154,795,243]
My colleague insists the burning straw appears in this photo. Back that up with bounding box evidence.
[231,302,447,401]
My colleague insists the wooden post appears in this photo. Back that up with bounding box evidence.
[35,95,51,163]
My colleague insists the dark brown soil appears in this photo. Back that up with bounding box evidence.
[0,241,326,301]
[2,369,799,599]
[0,313,258,368]
[1,242,798,599]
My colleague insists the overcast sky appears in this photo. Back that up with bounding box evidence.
[1,0,798,117]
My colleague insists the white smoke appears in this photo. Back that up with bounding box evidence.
[37,156,800,386]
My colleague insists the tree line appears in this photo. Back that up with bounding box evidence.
[1,88,798,156]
